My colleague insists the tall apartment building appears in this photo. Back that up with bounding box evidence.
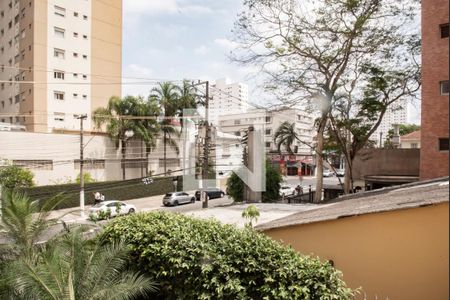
[0,0,122,133]
[209,78,250,125]
[370,99,408,146]
[420,0,449,180]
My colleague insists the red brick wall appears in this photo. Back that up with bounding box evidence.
[420,0,449,180]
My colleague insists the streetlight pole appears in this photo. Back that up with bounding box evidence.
[77,114,87,218]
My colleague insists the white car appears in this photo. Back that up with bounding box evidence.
[279,185,295,196]
[323,169,334,177]
[89,200,136,217]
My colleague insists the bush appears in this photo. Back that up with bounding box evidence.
[101,212,354,299]
[226,171,245,202]
[75,172,96,184]
[0,165,34,190]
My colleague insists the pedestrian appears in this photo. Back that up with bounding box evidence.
[295,185,303,195]
[94,192,102,205]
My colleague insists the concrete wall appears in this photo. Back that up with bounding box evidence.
[263,203,449,300]
[352,149,420,180]
[420,0,449,180]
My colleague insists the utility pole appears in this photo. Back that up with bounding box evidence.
[78,114,87,218]
[202,80,210,208]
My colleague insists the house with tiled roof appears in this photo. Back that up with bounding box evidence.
[400,130,421,149]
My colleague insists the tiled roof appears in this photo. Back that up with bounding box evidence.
[401,130,421,141]
[256,177,449,231]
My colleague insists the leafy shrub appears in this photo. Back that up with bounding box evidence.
[226,171,245,202]
[101,212,354,299]
[241,204,260,228]
[0,165,34,190]
[75,172,96,184]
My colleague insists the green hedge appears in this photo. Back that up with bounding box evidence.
[101,212,354,299]
[20,176,183,210]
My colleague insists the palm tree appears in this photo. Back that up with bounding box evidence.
[151,82,180,176]
[0,190,64,258]
[274,121,325,203]
[130,96,160,176]
[273,121,299,155]
[92,96,138,180]
[1,228,156,300]
[177,80,203,131]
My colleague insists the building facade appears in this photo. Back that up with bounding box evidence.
[420,0,449,180]
[209,78,250,125]
[0,0,122,132]
[370,98,408,146]
[219,107,316,175]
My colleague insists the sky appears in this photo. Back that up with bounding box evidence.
[121,0,420,124]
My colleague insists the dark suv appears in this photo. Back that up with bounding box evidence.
[195,188,225,201]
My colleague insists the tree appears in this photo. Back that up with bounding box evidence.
[131,96,160,176]
[93,96,139,180]
[274,121,298,155]
[233,0,419,199]
[0,166,34,190]
[226,171,245,202]
[151,82,181,176]
[75,172,96,184]
[385,124,420,148]
[177,79,203,131]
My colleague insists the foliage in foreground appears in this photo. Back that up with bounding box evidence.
[0,191,156,300]
[102,211,354,299]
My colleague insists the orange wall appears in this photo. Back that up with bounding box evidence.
[263,203,449,300]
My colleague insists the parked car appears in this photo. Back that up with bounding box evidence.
[195,188,225,201]
[89,200,136,217]
[323,169,334,177]
[279,185,295,196]
[163,192,195,206]
[336,169,345,177]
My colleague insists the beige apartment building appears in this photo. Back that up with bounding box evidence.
[0,0,122,132]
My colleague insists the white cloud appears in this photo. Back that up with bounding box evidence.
[124,0,178,15]
[214,38,239,50]
[125,64,154,78]
[194,45,210,55]
[180,5,214,15]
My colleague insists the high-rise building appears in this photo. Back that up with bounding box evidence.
[209,78,250,125]
[371,99,408,146]
[420,0,449,180]
[0,0,122,132]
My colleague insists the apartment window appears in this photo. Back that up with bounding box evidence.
[1,83,4,90]
[54,27,65,38]
[14,94,20,103]
[54,113,65,121]
[265,142,271,148]
[439,138,449,151]
[83,15,88,20]
[73,32,78,38]
[21,29,25,38]
[8,21,12,29]
[54,48,65,59]
[14,14,19,24]
[82,74,87,79]
[234,120,241,125]
[73,73,78,78]
[74,12,78,17]
[83,35,87,39]
[0,47,3,54]
[410,143,418,149]
[1,101,4,108]
[54,91,64,100]
[73,52,78,57]
[265,129,271,135]
[8,40,12,47]
[1,29,4,36]
[440,81,449,95]
[82,95,87,100]
[440,23,449,38]
[15,117,20,123]
[235,131,241,136]
[73,93,78,98]
[82,55,87,59]
[13,160,53,170]
[265,116,272,123]
[54,70,65,80]
[0,11,4,18]
[54,6,66,17]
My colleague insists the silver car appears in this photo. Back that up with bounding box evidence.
[163,192,195,206]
